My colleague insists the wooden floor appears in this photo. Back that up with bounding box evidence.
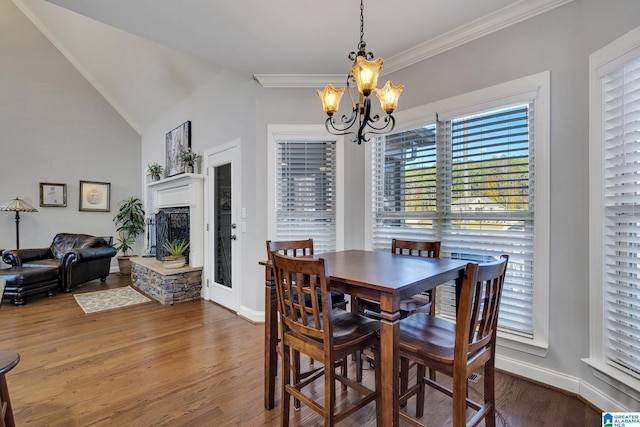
[0,274,601,426]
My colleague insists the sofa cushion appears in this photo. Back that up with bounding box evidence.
[50,233,109,259]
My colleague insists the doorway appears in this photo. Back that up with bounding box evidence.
[204,140,240,311]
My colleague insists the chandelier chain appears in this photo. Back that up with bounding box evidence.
[360,0,364,47]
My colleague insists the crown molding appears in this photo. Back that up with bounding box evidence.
[384,0,574,74]
[254,0,573,88]
[253,74,346,89]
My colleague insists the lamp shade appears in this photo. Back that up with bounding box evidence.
[0,197,38,212]
[374,81,404,114]
[317,84,345,116]
[351,56,383,97]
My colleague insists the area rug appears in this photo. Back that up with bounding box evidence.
[74,286,151,314]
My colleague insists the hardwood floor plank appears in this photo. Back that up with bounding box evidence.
[0,274,600,426]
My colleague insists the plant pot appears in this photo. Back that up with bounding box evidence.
[151,173,161,182]
[162,255,186,269]
[117,256,132,275]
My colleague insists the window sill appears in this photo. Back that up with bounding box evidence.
[497,332,549,357]
[582,357,640,402]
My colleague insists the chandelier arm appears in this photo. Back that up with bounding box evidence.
[364,114,396,132]
[324,108,358,134]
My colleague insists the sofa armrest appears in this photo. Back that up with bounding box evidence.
[63,246,117,264]
[2,248,52,266]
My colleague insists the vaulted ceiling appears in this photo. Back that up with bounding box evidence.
[13,0,572,133]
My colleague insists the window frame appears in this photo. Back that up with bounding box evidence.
[585,25,640,392]
[267,124,345,251]
[365,71,550,353]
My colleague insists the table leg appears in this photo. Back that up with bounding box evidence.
[378,307,400,426]
[264,271,278,409]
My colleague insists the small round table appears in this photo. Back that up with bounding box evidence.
[0,351,20,427]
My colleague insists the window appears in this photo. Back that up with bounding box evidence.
[587,26,640,390]
[267,125,344,253]
[367,72,550,350]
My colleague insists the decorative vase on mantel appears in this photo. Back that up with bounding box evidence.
[185,163,194,174]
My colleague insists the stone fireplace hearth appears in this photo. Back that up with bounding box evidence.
[131,257,202,305]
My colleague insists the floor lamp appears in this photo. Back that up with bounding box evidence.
[0,197,38,249]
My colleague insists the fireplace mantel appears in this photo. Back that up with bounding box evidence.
[147,173,204,267]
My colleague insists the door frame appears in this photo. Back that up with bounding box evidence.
[203,139,241,311]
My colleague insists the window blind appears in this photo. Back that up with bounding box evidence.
[372,104,535,338]
[276,140,337,253]
[602,57,640,379]
[371,125,439,247]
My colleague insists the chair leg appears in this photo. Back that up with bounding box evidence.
[341,357,348,391]
[415,364,425,418]
[281,343,291,427]
[355,350,363,382]
[293,350,301,409]
[373,346,383,427]
[400,356,409,395]
[324,355,336,426]
[452,369,468,427]
[484,361,496,427]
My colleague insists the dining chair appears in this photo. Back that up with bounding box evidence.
[265,239,347,408]
[354,239,441,382]
[398,254,509,427]
[271,253,382,426]
[266,239,347,310]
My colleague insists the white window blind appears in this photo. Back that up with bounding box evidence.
[602,56,640,379]
[372,104,535,338]
[275,140,337,253]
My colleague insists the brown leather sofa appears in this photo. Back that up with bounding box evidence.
[2,233,117,292]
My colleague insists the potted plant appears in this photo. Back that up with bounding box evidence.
[161,239,190,269]
[112,196,146,275]
[179,149,202,173]
[147,163,164,181]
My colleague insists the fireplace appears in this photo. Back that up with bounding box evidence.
[146,174,204,267]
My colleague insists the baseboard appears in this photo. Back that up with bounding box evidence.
[497,353,629,413]
[237,305,263,323]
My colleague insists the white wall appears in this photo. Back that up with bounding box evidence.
[140,69,260,314]
[0,0,140,260]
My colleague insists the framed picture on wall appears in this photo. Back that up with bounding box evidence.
[39,182,67,207]
[79,180,111,212]
[166,120,191,177]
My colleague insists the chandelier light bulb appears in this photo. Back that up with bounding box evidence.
[317,84,345,116]
[374,81,404,114]
[351,56,383,96]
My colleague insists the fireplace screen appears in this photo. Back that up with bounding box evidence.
[155,207,190,264]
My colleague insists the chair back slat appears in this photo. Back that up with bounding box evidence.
[458,255,509,357]
[391,238,441,258]
[272,253,331,342]
[266,238,314,258]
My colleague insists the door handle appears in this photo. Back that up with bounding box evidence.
[230,234,237,240]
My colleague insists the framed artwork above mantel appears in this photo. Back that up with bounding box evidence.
[166,121,191,177]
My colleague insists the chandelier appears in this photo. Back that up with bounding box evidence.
[317,0,404,145]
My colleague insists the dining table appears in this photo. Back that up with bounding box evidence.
[261,249,468,426]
